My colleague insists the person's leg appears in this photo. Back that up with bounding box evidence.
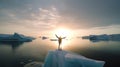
[58,44,60,50]
[60,44,62,50]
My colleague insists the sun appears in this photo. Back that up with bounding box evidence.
[54,28,72,37]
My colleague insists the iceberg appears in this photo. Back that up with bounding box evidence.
[44,50,105,67]
[24,50,105,67]
[82,34,120,42]
[0,33,35,42]
[50,39,58,41]
[41,36,49,40]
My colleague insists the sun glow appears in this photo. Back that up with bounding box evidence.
[53,28,74,49]
[54,28,72,37]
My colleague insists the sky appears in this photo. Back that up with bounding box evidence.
[0,0,120,36]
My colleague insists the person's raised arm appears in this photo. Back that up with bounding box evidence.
[62,37,66,39]
[55,34,59,38]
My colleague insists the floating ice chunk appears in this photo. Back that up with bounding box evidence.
[44,50,105,67]
[24,62,43,67]
[0,33,35,42]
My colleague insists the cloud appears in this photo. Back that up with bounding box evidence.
[0,0,120,32]
[90,25,120,30]
[16,6,61,30]
[54,0,120,29]
[0,5,61,31]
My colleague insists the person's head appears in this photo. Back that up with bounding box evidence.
[60,36,62,38]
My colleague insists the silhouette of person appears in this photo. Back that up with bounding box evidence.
[55,34,66,50]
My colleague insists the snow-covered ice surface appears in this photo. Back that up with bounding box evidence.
[44,50,105,67]
[24,50,105,67]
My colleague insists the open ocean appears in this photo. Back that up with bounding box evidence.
[0,38,120,67]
